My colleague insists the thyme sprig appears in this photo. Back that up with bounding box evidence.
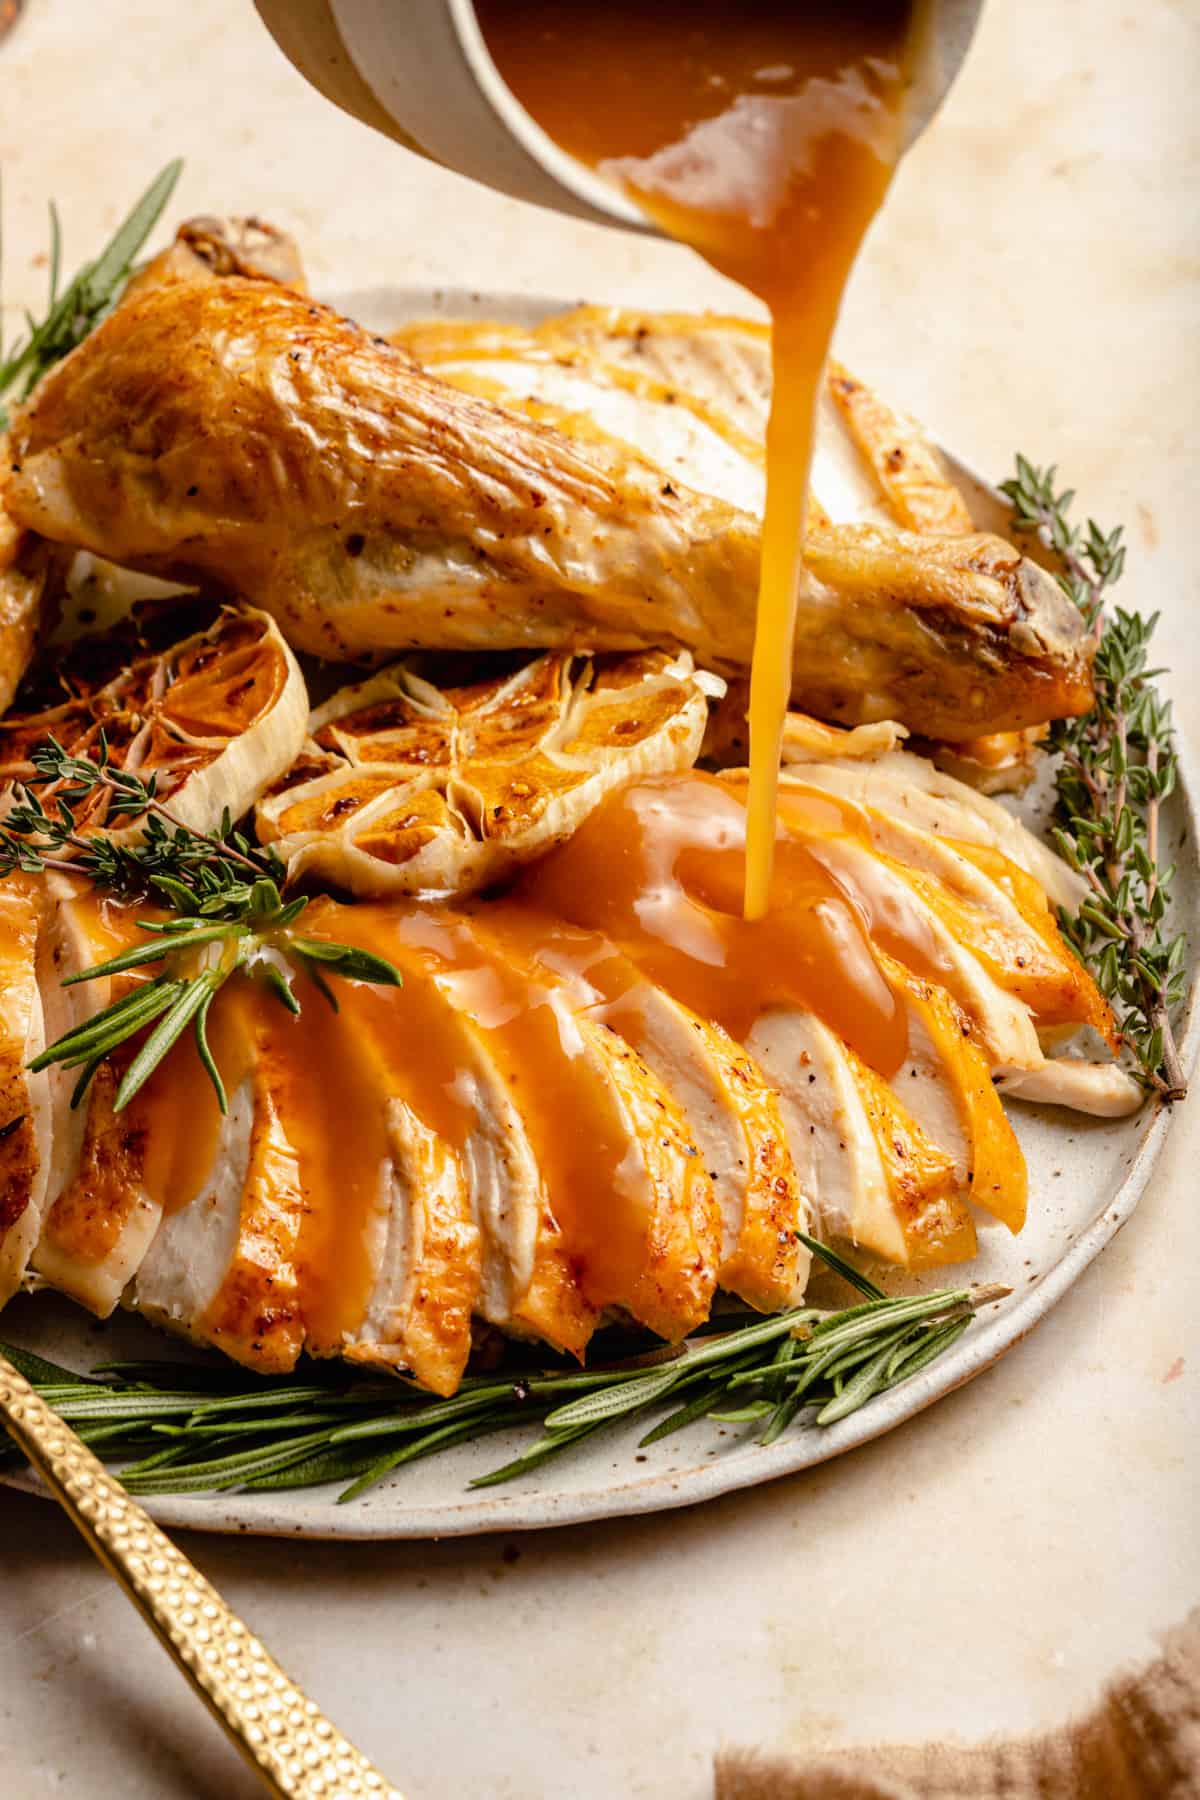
[0,736,402,1113]
[0,1239,1009,1501]
[0,160,183,429]
[1001,457,1187,1100]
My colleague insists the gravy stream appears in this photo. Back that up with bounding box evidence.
[474,0,916,916]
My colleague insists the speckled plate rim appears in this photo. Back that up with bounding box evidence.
[4,285,1196,1538]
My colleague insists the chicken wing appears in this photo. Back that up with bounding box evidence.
[6,272,1093,741]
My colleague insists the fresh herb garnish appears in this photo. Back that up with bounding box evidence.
[0,1238,1008,1500]
[1001,457,1188,1100]
[0,735,401,1113]
[0,160,183,430]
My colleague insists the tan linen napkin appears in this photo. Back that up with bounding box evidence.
[715,1607,1200,1799]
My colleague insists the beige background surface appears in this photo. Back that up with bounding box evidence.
[1,2,1198,1795]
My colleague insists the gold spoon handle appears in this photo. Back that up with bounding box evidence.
[0,1349,402,1800]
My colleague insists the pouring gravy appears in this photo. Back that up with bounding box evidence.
[474,0,917,916]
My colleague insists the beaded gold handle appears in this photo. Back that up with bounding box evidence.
[0,1348,403,1800]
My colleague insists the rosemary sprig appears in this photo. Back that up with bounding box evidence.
[0,1241,1010,1502]
[0,736,402,1112]
[0,160,183,429]
[1001,456,1188,1100]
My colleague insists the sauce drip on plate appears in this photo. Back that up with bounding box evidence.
[474,0,917,916]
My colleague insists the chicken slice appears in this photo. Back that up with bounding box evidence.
[314,900,596,1357]
[994,1061,1142,1117]
[0,880,51,1302]
[122,973,314,1377]
[776,748,1085,913]
[6,273,1093,740]
[746,1008,977,1268]
[219,962,479,1391]
[33,1059,163,1316]
[394,306,773,456]
[130,1073,261,1354]
[379,905,721,1342]
[465,901,809,1312]
[26,884,160,1313]
[29,875,243,1322]
[879,954,1027,1234]
[257,648,710,899]
[0,872,114,1308]
[338,1098,479,1392]
[132,1061,307,1376]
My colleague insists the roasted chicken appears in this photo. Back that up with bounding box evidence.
[0,222,1145,1405]
[4,260,1093,740]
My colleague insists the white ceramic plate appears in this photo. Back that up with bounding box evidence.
[3,286,1196,1538]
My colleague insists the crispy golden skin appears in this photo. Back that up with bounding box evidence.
[6,276,1092,740]
[0,441,53,715]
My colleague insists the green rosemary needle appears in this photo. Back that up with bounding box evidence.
[0,160,183,428]
[0,1241,1010,1502]
[1001,457,1188,1100]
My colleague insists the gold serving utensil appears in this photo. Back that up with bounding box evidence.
[0,1347,403,1800]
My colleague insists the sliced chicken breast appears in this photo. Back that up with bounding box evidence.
[28,886,160,1313]
[746,1008,977,1268]
[340,1096,479,1391]
[313,900,596,1358]
[33,1059,164,1317]
[90,954,483,1392]
[464,902,809,1311]
[778,750,1085,913]
[132,1059,307,1376]
[376,904,722,1341]
[0,880,50,1301]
